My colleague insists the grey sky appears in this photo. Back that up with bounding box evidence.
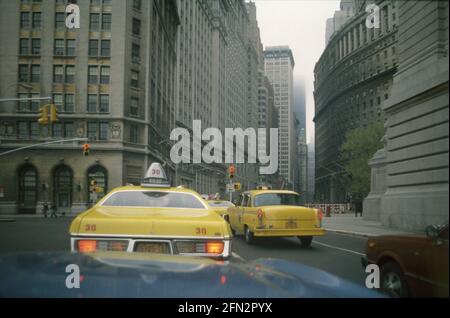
[253,0,340,145]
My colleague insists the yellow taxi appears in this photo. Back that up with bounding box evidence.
[207,200,235,222]
[69,163,232,259]
[228,190,325,247]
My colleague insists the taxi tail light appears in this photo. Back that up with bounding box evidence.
[176,241,224,255]
[317,209,324,227]
[78,240,97,253]
[206,242,224,254]
[77,240,128,253]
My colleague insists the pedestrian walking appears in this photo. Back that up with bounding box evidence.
[42,203,49,218]
[50,204,58,218]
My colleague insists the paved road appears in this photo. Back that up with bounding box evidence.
[0,218,368,286]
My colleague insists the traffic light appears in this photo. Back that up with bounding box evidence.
[234,183,241,191]
[229,165,235,179]
[38,105,50,125]
[50,104,59,123]
[83,143,90,156]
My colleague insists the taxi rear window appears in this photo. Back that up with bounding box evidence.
[254,193,301,207]
[102,191,206,209]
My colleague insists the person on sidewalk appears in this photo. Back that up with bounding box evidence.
[50,204,58,218]
[42,203,49,218]
[354,201,363,217]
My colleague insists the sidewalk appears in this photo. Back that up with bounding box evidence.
[0,214,75,222]
[323,214,423,237]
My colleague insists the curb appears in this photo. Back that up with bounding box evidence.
[0,218,16,223]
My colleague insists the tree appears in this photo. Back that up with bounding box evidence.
[339,122,385,202]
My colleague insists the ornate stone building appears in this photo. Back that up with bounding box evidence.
[364,0,449,231]
[0,0,180,214]
[314,0,399,203]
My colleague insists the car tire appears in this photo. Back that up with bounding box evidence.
[299,236,313,248]
[380,262,409,298]
[244,226,254,244]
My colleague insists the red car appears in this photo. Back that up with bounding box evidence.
[362,223,449,298]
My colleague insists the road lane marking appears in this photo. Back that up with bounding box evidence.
[232,252,245,260]
[312,241,365,257]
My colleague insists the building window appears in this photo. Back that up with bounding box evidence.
[132,18,141,36]
[30,65,40,83]
[130,71,139,88]
[54,166,73,210]
[18,165,38,213]
[53,65,64,83]
[19,39,29,55]
[100,66,110,84]
[20,12,30,28]
[54,39,65,55]
[88,66,98,84]
[66,39,76,56]
[17,122,29,139]
[101,13,111,31]
[99,95,109,113]
[53,123,63,138]
[100,40,110,57]
[90,13,100,31]
[133,0,141,10]
[99,122,109,140]
[131,43,140,63]
[130,125,139,143]
[88,94,97,113]
[89,40,98,57]
[18,65,28,82]
[87,165,107,205]
[65,94,75,112]
[53,94,63,112]
[65,65,75,83]
[55,12,65,28]
[130,97,139,116]
[87,122,97,140]
[32,12,41,28]
[64,122,74,138]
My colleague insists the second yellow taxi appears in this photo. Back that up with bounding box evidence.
[69,163,232,259]
[228,189,325,247]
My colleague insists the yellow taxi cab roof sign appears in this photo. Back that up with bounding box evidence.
[141,162,171,188]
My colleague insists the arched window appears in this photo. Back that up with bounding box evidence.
[87,165,108,205]
[18,165,38,214]
[53,165,73,210]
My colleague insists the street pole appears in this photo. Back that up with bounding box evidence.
[0,138,88,157]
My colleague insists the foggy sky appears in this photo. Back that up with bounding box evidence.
[253,0,340,145]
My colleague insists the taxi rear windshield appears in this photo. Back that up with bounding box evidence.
[102,191,206,209]
[254,193,301,207]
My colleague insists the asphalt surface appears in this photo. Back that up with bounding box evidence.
[0,217,368,286]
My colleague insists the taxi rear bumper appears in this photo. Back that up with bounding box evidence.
[70,235,232,260]
[253,228,326,237]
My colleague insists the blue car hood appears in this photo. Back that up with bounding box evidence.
[0,252,383,298]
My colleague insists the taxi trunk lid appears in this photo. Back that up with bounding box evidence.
[261,206,319,229]
[75,207,228,238]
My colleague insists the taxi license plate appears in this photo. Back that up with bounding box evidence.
[135,242,171,254]
[285,221,297,229]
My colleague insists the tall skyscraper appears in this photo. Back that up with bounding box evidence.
[264,46,295,186]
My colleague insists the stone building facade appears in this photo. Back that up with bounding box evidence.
[364,0,449,231]
[314,0,399,203]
